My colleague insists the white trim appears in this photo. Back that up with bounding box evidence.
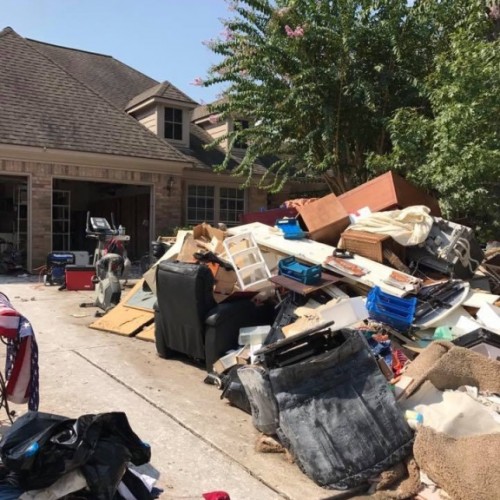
[0,144,190,172]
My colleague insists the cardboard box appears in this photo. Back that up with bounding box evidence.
[213,346,246,374]
[297,193,350,246]
[177,223,226,263]
[338,171,441,216]
[177,234,200,263]
[192,223,225,253]
[213,267,238,303]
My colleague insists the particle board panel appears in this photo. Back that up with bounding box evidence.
[136,323,156,342]
[89,280,154,336]
[89,307,154,336]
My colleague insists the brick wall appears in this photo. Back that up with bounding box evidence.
[247,186,268,213]
[1,159,181,270]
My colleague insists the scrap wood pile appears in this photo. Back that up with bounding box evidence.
[147,172,500,499]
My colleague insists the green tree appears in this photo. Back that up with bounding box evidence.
[203,0,430,194]
[370,0,500,238]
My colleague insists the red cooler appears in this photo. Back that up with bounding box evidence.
[65,265,96,291]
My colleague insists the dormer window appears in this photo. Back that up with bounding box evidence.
[164,107,183,140]
[234,120,249,149]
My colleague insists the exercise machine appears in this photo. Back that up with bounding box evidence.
[80,212,131,312]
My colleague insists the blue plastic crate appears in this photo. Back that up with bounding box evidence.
[278,256,322,285]
[366,286,417,331]
[275,218,306,239]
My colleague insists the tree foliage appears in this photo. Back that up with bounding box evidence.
[369,0,500,238]
[203,0,429,193]
[203,0,500,239]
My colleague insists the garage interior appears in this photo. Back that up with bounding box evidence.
[53,179,152,264]
[0,174,29,272]
[1,176,154,273]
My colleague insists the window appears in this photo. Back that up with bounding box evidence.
[233,120,249,149]
[219,187,245,225]
[164,107,183,140]
[187,185,215,224]
[186,185,245,226]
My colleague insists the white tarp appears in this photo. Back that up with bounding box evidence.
[345,205,434,246]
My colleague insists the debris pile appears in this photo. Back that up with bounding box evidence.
[138,172,500,497]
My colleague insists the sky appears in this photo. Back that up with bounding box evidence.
[0,0,231,103]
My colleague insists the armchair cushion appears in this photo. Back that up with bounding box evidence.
[154,261,275,371]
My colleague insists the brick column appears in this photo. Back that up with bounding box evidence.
[153,173,182,237]
[247,186,269,213]
[30,168,53,269]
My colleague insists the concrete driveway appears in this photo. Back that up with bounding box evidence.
[0,275,353,500]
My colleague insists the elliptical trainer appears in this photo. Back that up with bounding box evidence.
[80,212,131,312]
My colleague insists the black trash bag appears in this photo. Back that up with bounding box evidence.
[238,365,279,435]
[220,366,251,414]
[116,468,160,500]
[0,411,151,499]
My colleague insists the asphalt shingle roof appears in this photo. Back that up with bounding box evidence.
[0,27,188,162]
[28,38,158,110]
[179,123,266,175]
[191,98,227,122]
[126,81,198,110]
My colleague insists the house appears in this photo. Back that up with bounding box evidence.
[0,27,281,270]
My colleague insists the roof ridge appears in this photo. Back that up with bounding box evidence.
[26,37,112,58]
[21,33,192,163]
[0,26,14,38]
[160,79,199,104]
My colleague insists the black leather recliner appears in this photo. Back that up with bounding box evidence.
[154,260,274,371]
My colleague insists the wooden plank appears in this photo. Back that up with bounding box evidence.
[89,280,154,336]
[90,307,154,336]
[228,222,421,297]
[136,323,155,342]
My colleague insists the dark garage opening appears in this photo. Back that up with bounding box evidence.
[53,179,152,263]
[0,175,29,272]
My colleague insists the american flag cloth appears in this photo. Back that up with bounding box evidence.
[0,292,40,411]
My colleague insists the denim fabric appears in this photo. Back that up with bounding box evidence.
[268,332,414,489]
[0,484,24,499]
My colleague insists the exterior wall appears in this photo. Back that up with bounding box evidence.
[201,121,229,150]
[0,157,183,270]
[134,107,157,135]
[154,173,182,235]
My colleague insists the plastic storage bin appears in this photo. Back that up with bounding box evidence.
[278,256,322,285]
[275,218,306,239]
[238,325,271,346]
[366,286,417,331]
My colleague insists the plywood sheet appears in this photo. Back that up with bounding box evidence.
[90,307,154,336]
[90,280,154,336]
[136,323,155,342]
